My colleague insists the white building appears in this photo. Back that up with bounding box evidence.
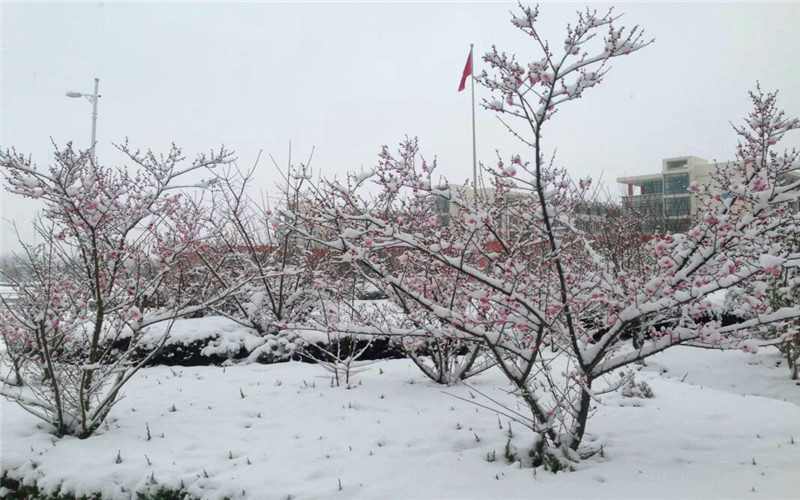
[618,156,799,233]
[617,156,722,233]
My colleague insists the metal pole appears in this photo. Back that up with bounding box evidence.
[470,45,477,190]
[90,78,99,164]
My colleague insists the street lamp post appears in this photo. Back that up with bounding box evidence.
[66,77,100,163]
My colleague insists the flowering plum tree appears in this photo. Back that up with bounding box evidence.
[0,142,239,437]
[288,152,497,385]
[766,256,800,379]
[708,88,800,377]
[292,4,799,463]
[187,158,323,362]
[193,154,383,378]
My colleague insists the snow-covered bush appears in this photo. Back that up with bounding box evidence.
[621,378,654,399]
[767,266,800,379]
[0,142,238,438]
[285,156,499,384]
[189,160,332,364]
[402,336,495,385]
[699,89,800,379]
[346,278,495,385]
[290,4,799,464]
[128,316,271,366]
[724,231,800,378]
[190,158,394,376]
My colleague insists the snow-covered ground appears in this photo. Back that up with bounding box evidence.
[644,345,800,405]
[2,347,799,499]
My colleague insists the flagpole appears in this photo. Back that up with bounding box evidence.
[470,44,477,190]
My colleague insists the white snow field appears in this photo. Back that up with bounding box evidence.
[2,346,799,499]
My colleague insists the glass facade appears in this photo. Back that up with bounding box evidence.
[665,196,690,217]
[433,195,449,214]
[623,191,692,234]
[432,195,451,226]
[626,195,663,216]
[664,173,690,195]
[622,194,663,234]
[618,159,703,234]
[641,179,663,195]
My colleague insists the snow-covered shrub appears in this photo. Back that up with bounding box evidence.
[621,379,654,399]
[246,328,303,363]
[293,291,392,386]
[189,161,337,365]
[288,162,499,385]
[725,233,800,378]
[402,336,495,385]
[343,285,495,384]
[190,160,401,376]
[125,316,291,366]
[762,236,798,380]
[290,4,799,464]
[0,142,238,438]
[767,269,800,380]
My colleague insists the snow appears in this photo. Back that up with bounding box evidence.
[704,289,727,312]
[138,316,264,358]
[341,228,363,239]
[643,345,800,405]
[2,345,799,499]
[292,328,375,344]
[759,253,786,271]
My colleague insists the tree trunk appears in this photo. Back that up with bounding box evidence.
[569,381,593,451]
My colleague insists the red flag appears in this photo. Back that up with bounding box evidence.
[458,47,473,92]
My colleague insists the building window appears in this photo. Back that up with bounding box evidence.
[432,195,451,226]
[433,195,450,214]
[665,196,690,217]
[628,196,663,216]
[666,159,688,170]
[664,173,689,195]
[641,179,663,195]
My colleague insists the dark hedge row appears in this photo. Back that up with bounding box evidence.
[118,309,748,368]
[121,336,409,367]
[0,474,191,500]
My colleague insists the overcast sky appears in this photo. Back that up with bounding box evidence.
[2,1,799,254]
